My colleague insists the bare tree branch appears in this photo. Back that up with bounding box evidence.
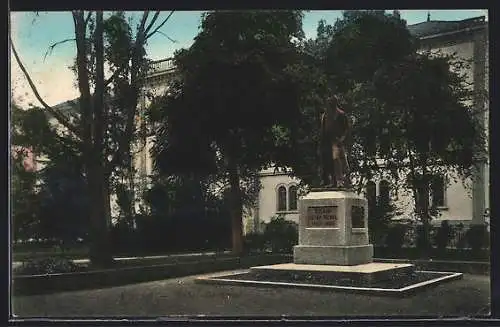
[145,11,175,40]
[156,31,178,43]
[104,68,124,87]
[84,11,92,26]
[10,39,82,140]
[94,11,106,146]
[43,38,76,62]
[138,11,150,38]
[73,10,93,151]
[144,11,161,36]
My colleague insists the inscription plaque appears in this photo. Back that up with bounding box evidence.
[307,206,338,227]
[351,206,365,228]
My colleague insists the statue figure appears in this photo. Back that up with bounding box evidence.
[319,95,351,189]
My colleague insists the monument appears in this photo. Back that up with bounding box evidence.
[197,95,463,295]
[256,95,415,283]
[294,95,374,266]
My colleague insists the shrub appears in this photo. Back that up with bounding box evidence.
[110,219,138,254]
[243,233,268,254]
[13,257,85,275]
[385,224,407,254]
[466,224,489,252]
[118,208,232,255]
[264,216,298,254]
[434,220,455,251]
[368,196,397,246]
[415,225,434,254]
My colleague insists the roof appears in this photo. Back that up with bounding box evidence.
[44,98,79,120]
[52,99,79,113]
[407,15,486,38]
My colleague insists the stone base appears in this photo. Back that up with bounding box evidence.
[309,187,355,192]
[251,262,415,284]
[294,244,374,266]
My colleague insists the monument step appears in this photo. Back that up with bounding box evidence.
[250,262,415,284]
[294,244,374,265]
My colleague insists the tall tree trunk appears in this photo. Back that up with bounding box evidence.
[127,153,136,219]
[88,11,114,267]
[227,157,243,255]
[87,162,113,266]
[419,167,431,258]
[103,178,111,228]
[73,11,110,265]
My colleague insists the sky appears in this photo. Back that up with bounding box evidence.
[10,9,488,108]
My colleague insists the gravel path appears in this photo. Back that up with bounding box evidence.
[12,272,490,318]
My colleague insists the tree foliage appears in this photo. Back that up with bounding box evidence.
[152,10,306,254]
[286,11,484,201]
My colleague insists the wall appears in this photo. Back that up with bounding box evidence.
[422,27,489,224]
[132,73,171,214]
[369,172,474,224]
[254,168,300,226]
[484,32,490,214]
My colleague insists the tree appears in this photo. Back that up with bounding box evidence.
[366,51,485,254]
[10,11,176,266]
[324,10,417,93]
[11,146,40,242]
[272,11,418,191]
[152,10,306,254]
[11,102,89,243]
[36,161,90,246]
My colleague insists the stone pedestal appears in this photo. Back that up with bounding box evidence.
[293,190,373,266]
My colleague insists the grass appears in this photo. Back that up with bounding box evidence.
[12,254,291,296]
[12,244,231,263]
[12,243,89,261]
[12,272,490,317]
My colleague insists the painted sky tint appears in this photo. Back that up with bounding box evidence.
[10,9,488,107]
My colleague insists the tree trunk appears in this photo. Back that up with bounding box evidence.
[73,11,112,266]
[419,169,431,258]
[127,154,136,219]
[87,11,114,267]
[103,178,111,228]
[87,162,113,266]
[227,158,243,255]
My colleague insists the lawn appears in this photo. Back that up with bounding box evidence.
[12,271,490,318]
[12,243,89,262]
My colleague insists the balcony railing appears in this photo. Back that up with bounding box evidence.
[148,58,175,74]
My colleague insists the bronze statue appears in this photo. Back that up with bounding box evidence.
[319,95,351,188]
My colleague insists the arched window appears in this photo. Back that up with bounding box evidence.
[379,180,390,208]
[288,185,298,211]
[366,181,376,209]
[277,186,287,212]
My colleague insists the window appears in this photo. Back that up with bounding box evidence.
[288,185,298,211]
[431,176,446,208]
[366,181,376,208]
[277,186,287,212]
[379,180,390,208]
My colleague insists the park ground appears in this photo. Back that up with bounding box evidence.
[12,271,489,318]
